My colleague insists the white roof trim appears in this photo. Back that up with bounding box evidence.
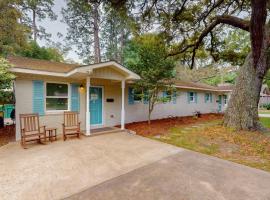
[10,68,67,77]
[10,61,140,80]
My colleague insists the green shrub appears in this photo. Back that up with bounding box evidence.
[262,103,270,110]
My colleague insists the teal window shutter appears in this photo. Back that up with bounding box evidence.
[71,84,80,112]
[210,93,213,103]
[143,90,149,104]
[187,92,190,104]
[195,92,198,103]
[33,80,45,116]
[128,87,134,105]
[172,91,177,104]
[204,93,207,103]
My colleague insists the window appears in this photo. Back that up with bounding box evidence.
[133,88,143,102]
[205,93,210,103]
[223,95,228,105]
[189,92,195,102]
[164,91,172,102]
[46,83,69,111]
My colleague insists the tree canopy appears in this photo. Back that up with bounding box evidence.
[20,0,57,41]
[124,33,176,123]
[0,0,30,56]
[18,41,64,62]
[0,58,15,103]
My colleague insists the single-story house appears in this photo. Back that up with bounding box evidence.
[259,84,270,106]
[8,56,232,141]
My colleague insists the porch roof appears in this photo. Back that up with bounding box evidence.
[8,56,140,80]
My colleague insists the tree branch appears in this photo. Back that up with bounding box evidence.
[168,15,250,68]
[172,0,188,21]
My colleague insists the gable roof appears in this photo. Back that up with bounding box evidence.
[8,56,140,80]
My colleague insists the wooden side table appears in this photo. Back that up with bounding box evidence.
[45,128,57,142]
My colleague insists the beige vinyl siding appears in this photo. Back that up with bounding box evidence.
[91,67,126,80]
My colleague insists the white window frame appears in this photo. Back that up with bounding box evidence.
[45,81,70,113]
[189,92,195,103]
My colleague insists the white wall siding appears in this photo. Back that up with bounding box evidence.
[14,77,229,140]
[15,79,33,140]
[125,89,220,123]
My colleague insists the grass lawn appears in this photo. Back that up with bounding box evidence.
[154,121,270,172]
[260,117,270,129]
[127,115,270,172]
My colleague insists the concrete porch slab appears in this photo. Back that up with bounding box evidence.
[0,132,182,200]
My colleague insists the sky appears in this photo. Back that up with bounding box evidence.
[38,0,81,63]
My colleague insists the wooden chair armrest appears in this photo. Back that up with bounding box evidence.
[39,126,46,133]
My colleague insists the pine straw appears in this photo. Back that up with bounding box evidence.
[0,125,15,147]
[125,114,223,136]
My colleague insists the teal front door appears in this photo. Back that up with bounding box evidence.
[218,95,222,112]
[90,87,103,125]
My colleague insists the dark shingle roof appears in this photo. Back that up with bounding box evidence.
[7,56,80,73]
[173,80,219,91]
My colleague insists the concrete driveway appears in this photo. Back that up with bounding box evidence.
[259,113,270,118]
[67,150,270,200]
[1,132,270,200]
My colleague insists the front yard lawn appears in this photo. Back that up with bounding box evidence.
[260,117,270,129]
[126,114,270,172]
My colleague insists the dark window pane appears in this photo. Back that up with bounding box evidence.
[46,98,68,110]
[206,93,210,101]
[134,89,142,101]
[47,83,68,97]
[165,91,172,101]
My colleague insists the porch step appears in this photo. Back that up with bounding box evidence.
[81,127,126,137]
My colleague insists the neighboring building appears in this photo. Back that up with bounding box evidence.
[259,84,270,106]
[8,56,231,141]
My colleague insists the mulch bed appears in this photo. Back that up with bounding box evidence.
[0,125,15,147]
[125,114,223,136]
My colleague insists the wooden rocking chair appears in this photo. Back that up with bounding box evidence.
[19,113,46,149]
[62,111,81,141]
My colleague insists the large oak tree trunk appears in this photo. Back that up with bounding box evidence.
[223,54,263,130]
[224,27,270,130]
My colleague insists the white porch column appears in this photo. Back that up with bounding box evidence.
[86,76,91,135]
[121,80,125,130]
